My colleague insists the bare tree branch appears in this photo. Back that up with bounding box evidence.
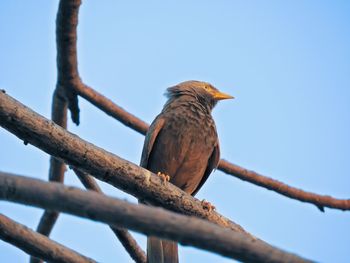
[74,169,102,192]
[0,213,96,263]
[76,84,149,134]
[218,160,350,212]
[0,172,312,263]
[72,85,350,212]
[54,0,150,135]
[32,51,70,263]
[34,210,59,239]
[0,0,341,261]
[56,0,81,124]
[33,0,82,257]
[0,91,247,235]
[45,0,322,258]
[74,169,147,263]
[30,1,146,262]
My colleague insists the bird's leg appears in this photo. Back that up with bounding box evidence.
[157,172,170,183]
[201,199,216,212]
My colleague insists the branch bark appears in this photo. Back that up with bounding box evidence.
[31,1,146,262]
[75,84,149,134]
[218,160,350,212]
[54,0,149,134]
[0,172,312,263]
[74,169,146,263]
[32,1,81,259]
[56,0,81,125]
[32,49,70,263]
[0,213,95,263]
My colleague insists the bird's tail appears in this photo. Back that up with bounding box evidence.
[147,236,178,263]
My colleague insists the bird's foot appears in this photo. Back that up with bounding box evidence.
[201,199,216,212]
[157,172,170,183]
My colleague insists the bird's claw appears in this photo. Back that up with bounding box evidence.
[201,199,215,212]
[157,172,170,183]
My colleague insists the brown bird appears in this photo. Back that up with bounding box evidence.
[140,80,233,263]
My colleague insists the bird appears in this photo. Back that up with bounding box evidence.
[140,80,233,263]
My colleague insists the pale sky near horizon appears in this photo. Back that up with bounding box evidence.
[1,1,350,262]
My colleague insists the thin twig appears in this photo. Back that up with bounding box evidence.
[74,169,147,263]
[0,172,312,263]
[219,160,350,211]
[75,83,148,134]
[0,213,96,263]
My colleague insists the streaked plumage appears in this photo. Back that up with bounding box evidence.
[140,80,233,263]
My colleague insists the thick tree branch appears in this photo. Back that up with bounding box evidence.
[0,172,312,263]
[0,91,247,235]
[74,169,146,263]
[73,85,350,212]
[0,213,95,263]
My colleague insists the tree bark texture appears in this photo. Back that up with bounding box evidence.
[0,213,96,263]
[73,169,146,263]
[0,172,312,263]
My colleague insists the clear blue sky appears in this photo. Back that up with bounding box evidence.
[1,1,350,262]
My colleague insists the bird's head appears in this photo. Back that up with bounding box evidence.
[166,80,234,111]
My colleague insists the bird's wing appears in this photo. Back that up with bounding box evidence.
[140,117,165,168]
[191,141,220,196]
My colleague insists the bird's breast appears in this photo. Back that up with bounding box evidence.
[147,105,217,193]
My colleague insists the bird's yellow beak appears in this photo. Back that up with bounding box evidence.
[212,90,234,100]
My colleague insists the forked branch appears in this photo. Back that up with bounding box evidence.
[31,0,146,261]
